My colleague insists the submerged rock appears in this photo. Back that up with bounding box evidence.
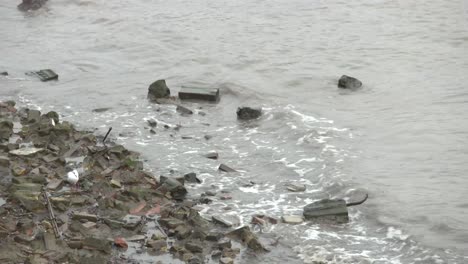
[227,226,266,252]
[176,105,193,115]
[236,107,262,120]
[184,172,201,184]
[17,0,48,12]
[218,164,236,173]
[338,75,362,89]
[148,79,171,101]
[303,199,349,223]
[179,86,220,102]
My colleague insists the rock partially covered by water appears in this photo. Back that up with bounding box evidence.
[227,226,267,252]
[303,199,349,223]
[0,120,13,142]
[17,0,47,12]
[338,75,362,89]
[236,107,262,120]
[148,79,171,101]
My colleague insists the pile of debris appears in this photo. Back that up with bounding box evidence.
[0,100,267,264]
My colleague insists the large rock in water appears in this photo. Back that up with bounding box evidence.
[0,120,13,142]
[236,107,262,120]
[148,79,171,101]
[17,0,47,12]
[338,75,362,89]
[303,199,349,223]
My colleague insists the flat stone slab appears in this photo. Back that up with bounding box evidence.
[179,87,220,102]
[303,199,349,223]
[26,69,58,82]
[9,147,44,156]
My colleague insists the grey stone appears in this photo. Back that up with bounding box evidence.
[83,237,111,253]
[204,151,219,160]
[0,120,13,142]
[72,212,98,222]
[126,235,146,242]
[157,177,187,200]
[217,237,232,249]
[147,119,157,128]
[338,75,362,89]
[220,257,234,264]
[122,214,142,229]
[185,242,203,253]
[285,182,306,192]
[146,239,166,250]
[212,215,233,228]
[18,0,48,12]
[44,111,59,124]
[176,105,193,115]
[148,79,170,100]
[184,172,201,184]
[0,72,8,76]
[218,164,236,172]
[303,199,349,223]
[179,86,220,102]
[205,231,222,242]
[26,69,58,81]
[0,156,9,168]
[236,107,262,120]
[227,226,266,252]
[9,147,44,156]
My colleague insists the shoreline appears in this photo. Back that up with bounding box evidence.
[0,100,269,264]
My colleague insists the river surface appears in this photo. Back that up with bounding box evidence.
[1,0,468,263]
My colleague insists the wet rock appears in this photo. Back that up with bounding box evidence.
[122,214,142,229]
[185,241,204,253]
[212,215,233,228]
[303,199,349,223]
[26,69,58,82]
[175,225,192,239]
[285,182,306,192]
[17,0,48,12]
[150,129,156,134]
[227,226,266,252]
[179,86,220,102]
[146,239,166,251]
[251,215,278,225]
[338,75,362,89]
[220,195,232,200]
[67,239,83,249]
[0,120,13,142]
[217,237,232,249]
[147,119,157,128]
[72,212,98,222]
[9,147,44,156]
[0,71,7,76]
[12,190,44,212]
[0,155,9,168]
[184,172,201,184]
[157,177,187,200]
[110,179,122,188]
[282,215,304,224]
[44,111,59,124]
[205,190,216,196]
[220,257,234,264]
[218,164,236,172]
[92,107,111,113]
[204,151,219,160]
[204,135,212,140]
[127,234,146,242]
[236,107,262,120]
[11,164,28,176]
[82,222,97,229]
[46,179,63,190]
[83,237,111,253]
[151,229,167,240]
[148,79,171,101]
[206,231,222,242]
[176,105,194,115]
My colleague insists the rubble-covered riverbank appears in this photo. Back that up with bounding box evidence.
[0,100,269,264]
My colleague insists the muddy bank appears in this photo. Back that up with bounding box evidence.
[0,100,270,264]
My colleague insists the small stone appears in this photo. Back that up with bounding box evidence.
[146,239,166,251]
[114,237,128,249]
[150,129,156,134]
[205,190,216,196]
[218,164,236,172]
[175,225,191,239]
[0,156,10,168]
[220,257,234,264]
[204,135,212,140]
[46,179,63,190]
[179,87,220,102]
[92,107,111,113]
[72,212,98,222]
[281,215,304,224]
[184,172,201,184]
[220,195,232,200]
[147,119,157,128]
[126,235,146,242]
[0,120,14,142]
[185,242,203,253]
[82,222,97,229]
[204,151,219,160]
[9,147,44,156]
[83,237,111,253]
[206,232,222,242]
[176,105,193,115]
[212,215,233,228]
[0,72,8,76]
[110,179,122,188]
[338,75,362,89]
[217,237,232,249]
[236,107,262,120]
[122,214,142,229]
[285,182,306,192]
[27,69,58,82]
